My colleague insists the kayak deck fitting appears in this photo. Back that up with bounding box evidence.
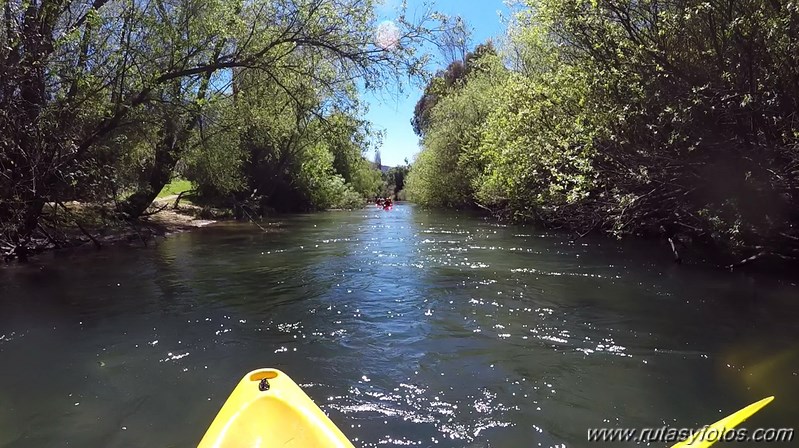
[198,368,354,448]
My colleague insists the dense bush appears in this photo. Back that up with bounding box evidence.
[408,0,799,263]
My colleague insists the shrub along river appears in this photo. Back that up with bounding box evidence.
[1,204,797,447]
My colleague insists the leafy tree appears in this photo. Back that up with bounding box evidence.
[1,0,437,259]
[328,113,384,199]
[411,41,498,137]
[182,67,383,213]
[385,165,410,198]
[409,0,799,263]
[438,15,472,65]
[527,0,799,260]
[406,48,508,207]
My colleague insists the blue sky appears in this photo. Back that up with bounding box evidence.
[364,0,510,167]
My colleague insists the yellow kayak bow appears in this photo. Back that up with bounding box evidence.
[671,396,775,448]
[198,368,773,448]
[198,368,354,448]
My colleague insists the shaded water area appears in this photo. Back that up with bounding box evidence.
[1,204,798,447]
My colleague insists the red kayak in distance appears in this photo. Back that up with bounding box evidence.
[375,198,392,210]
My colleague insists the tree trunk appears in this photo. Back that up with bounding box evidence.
[11,196,46,262]
[119,57,218,219]
[120,116,185,219]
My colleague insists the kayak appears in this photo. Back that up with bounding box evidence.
[671,396,774,448]
[198,368,354,448]
[198,367,773,448]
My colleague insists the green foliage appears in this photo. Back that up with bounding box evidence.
[183,119,247,199]
[179,69,383,213]
[406,50,509,208]
[384,165,409,198]
[411,42,499,137]
[293,140,371,210]
[475,67,598,219]
[1,0,438,258]
[408,0,799,261]
[158,179,194,198]
[327,113,384,200]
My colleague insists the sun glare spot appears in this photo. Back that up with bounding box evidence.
[375,20,400,50]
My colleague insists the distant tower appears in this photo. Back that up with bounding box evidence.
[375,149,382,170]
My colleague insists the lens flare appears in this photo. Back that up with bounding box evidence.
[375,20,400,50]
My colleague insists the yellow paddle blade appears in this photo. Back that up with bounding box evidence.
[671,396,775,448]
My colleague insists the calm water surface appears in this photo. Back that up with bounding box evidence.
[1,204,798,447]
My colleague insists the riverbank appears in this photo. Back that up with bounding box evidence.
[6,196,794,274]
[1,197,220,263]
[2,195,387,263]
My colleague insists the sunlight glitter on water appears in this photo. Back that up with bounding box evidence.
[322,382,517,446]
[1,204,798,448]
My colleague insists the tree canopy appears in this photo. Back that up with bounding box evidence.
[1,0,437,260]
[406,0,799,264]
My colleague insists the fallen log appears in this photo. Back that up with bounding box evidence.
[668,237,682,264]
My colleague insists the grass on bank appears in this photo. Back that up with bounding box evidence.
[157,179,193,198]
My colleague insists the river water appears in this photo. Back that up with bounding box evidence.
[1,204,797,447]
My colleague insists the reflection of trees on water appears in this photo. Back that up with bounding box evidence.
[1,206,798,447]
